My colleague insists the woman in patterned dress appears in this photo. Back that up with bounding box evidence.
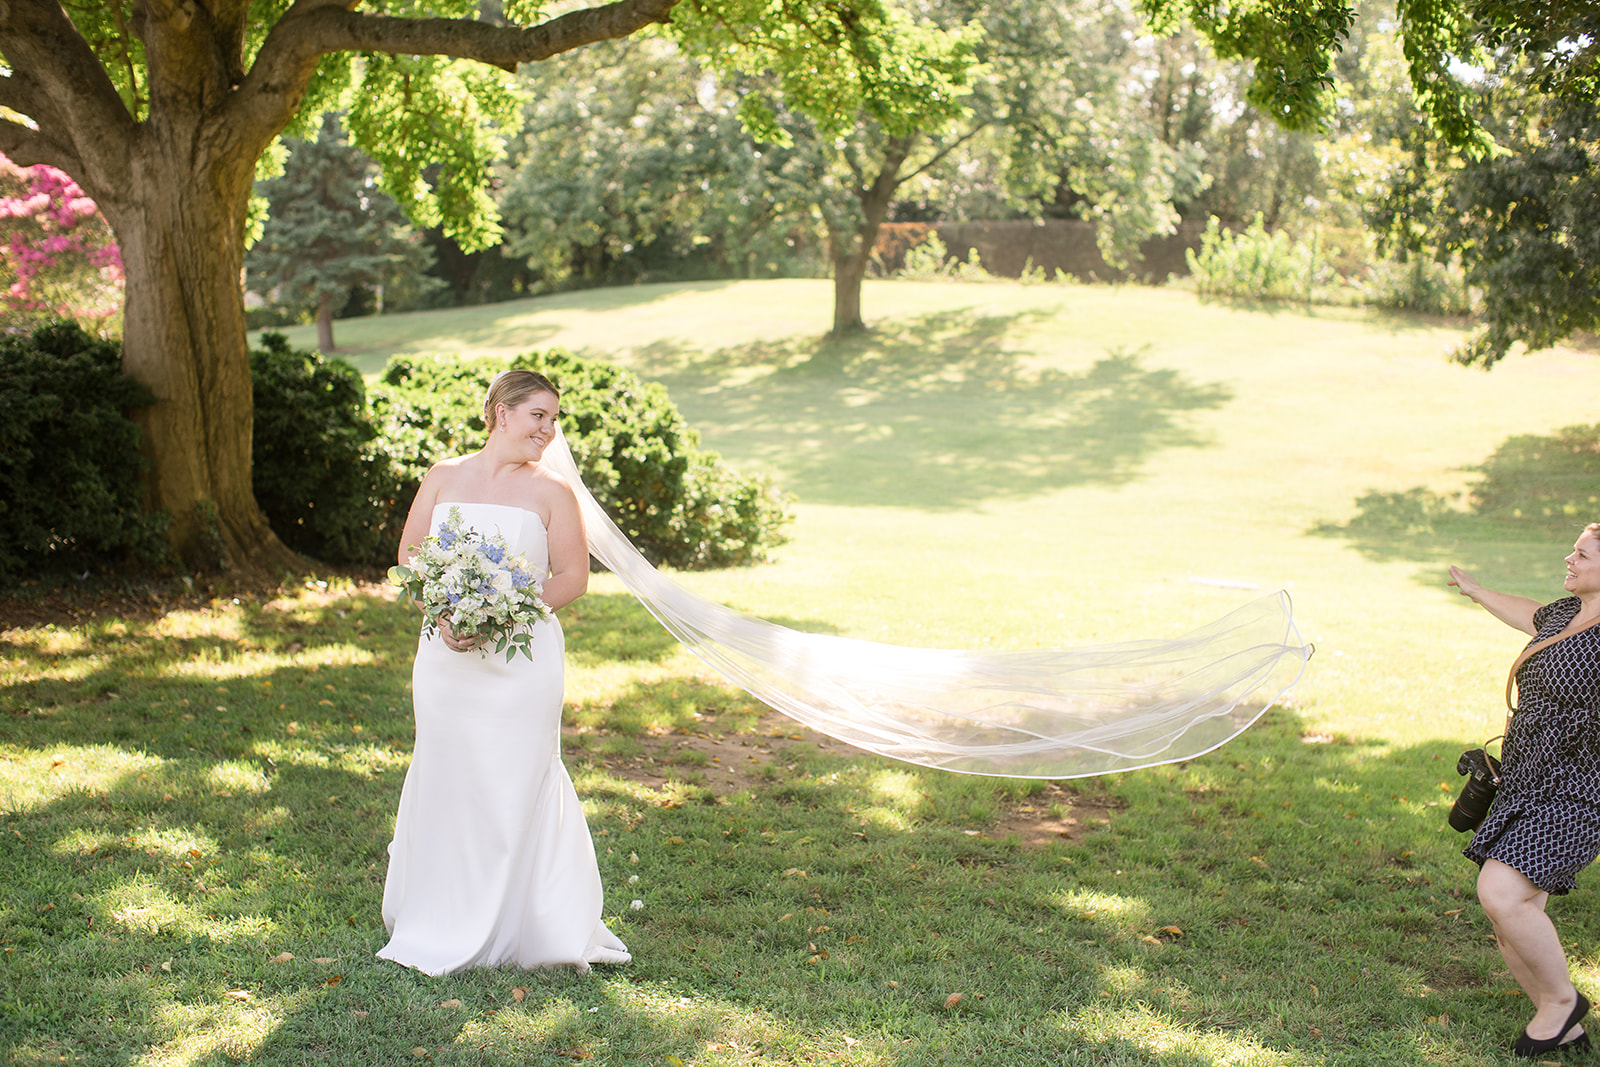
[1449,522,1600,1058]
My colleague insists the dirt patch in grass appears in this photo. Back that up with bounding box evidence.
[564,710,1125,847]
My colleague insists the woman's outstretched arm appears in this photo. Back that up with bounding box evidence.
[1448,565,1540,635]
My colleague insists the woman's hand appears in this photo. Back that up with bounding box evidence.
[1448,565,1484,601]
[1448,564,1541,635]
[438,616,481,653]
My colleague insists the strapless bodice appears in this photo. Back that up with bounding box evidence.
[430,502,549,576]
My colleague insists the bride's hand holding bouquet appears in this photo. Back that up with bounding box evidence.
[389,505,553,661]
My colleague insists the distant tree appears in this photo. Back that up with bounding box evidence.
[247,115,441,352]
[1352,0,1600,365]
[496,36,816,293]
[675,5,982,336]
[1439,0,1600,366]
[0,153,123,335]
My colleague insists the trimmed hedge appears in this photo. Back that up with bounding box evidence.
[0,326,789,583]
[250,332,405,565]
[371,349,791,568]
[0,322,170,583]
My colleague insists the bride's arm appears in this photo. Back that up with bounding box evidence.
[397,465,447,567]
[541,477,590,612]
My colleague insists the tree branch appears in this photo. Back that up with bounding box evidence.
[233,0,680,166]
[898,122,986,186]
[0,69,60,130]
[0,0,136,193]
[252,0,679,88]
[0,117,81,174]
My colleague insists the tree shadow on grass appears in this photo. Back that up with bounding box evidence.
[1313,421,1600,600]
[625,308,1234,509]
[0,632,1558,1065]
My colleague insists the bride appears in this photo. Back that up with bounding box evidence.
[377,369,630,975]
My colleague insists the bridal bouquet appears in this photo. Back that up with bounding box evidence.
[388,506,552,661]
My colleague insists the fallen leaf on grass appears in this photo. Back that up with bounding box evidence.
[1141,936,1163,946]
[312,957,337,964]
[325,975,342,987]
[944,993,963,1008]
[411,1048,429,1058]
[160,960,172,972]
[1308,1026,1323,1037]
[845,1037,860,1047]
[782,868,807,878]
[351,1010,368,1019]
[1426,1013,1449,1027]
[1159,926,1183,937]
[512,987,527,1003]
[224,990,252,1001]
[439,999,461,1008]
[272,952,294,963]
[557,1048,592,1060]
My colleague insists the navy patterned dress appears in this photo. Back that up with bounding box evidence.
[1465,597,1600,894]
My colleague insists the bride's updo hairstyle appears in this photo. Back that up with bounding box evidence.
[483,369,559,435]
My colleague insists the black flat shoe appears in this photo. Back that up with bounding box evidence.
[1514,993,1592,1059]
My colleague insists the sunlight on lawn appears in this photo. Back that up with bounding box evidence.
[11,282,1600,1065]
[140,999,288,1067]
[0,743,162,811]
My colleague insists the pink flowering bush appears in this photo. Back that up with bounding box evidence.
[0,154,124,335]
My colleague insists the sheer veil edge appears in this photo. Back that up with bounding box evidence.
[545,428,1312,779]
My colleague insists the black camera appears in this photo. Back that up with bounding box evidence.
[1448,748,1502,832]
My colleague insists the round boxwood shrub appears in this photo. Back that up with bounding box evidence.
[250,332,405,565]
[0,322,170,584]
[370,349,790,568]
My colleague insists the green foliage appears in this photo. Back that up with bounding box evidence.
[345,54,525,253]
[249,334,405,566]
[496,37,821,293]
[0,323,169,585]
[1444,96,1600,366]
[671,2,980,145]
[371,351,792,569]
[1185,215,1314,302]
[897,231,953,279]
[246,114,443,331]
[1356,253,1472,316]
[897,233,998,282]
[1142,0,1357,132]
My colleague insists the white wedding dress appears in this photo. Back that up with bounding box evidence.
[377,501,630,975]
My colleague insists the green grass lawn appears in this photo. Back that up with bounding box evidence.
[7,280,1599,1064]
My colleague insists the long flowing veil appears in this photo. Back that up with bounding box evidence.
[544,428,1311,778]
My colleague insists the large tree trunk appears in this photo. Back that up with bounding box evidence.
[316,293,337,352]
[828,135,915,338]
[831,237,870,336]
[109,153,302,576]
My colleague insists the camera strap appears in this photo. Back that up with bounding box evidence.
[1504,611,1600,715]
